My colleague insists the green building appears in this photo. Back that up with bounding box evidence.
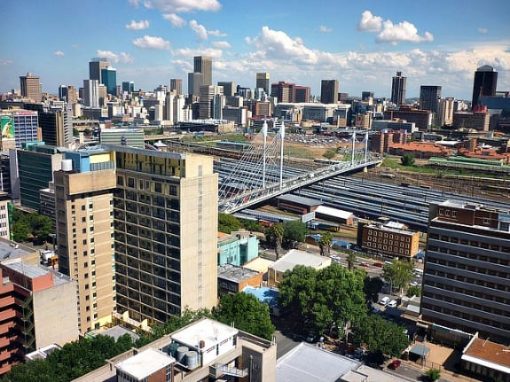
[218,230,259,266]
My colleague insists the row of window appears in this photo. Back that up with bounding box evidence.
[429,233,510,253]
[426,257,509,279]
[367,230,412,242]
[118,176,179,196]
[423,290,510,317]
[365,242,410,254]
[425,273,510,294]
[427,245,509,266]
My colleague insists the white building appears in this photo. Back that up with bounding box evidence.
[83,79,99,108]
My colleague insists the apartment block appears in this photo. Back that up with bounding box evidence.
[359,221,420,259]
[217,264,262,296]
[421,201,510,344]
[113,147,218,326]
[55,149,117,334]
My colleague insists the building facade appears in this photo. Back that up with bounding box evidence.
[391,71,407,106]
[19,73,41,102]
[472,65,498,108]
[421,201,510,344]
[169,79,182,95]
[39,108,72,147]
[359,221,420,259]
[113,147,218,325]
[101,67,117,95]
[321,80,339,104]
[420,85,442,116]
[256,72,270,94]
[0,110,38,148]
[89,58,110,82]
[193,56,212,86]
[218,230,259,266]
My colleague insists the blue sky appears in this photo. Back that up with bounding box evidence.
[1,0,509,99]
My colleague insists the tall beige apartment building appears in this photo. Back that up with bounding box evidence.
[19,73,42,102]
[55,149,117,334]
[112,146,218,325]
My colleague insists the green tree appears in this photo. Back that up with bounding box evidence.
[425,368,441,381]
[282,220,306,246]
[383,259,414,295]
[29,214,53,244]
[364,277,384,303]
[213,293,275,340]
[406,285,421,297]
[400,154,415,166]
[12,221,30,242]
[318,232,332,256]
[322,148,337,160]
[346,251,357,270]
[279,263,367,335]
[218,213,242,233]
[268,223,284,258]
[352,315,409,357]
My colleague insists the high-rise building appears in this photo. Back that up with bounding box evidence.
[89,57,110,82]
[101,67,117,95]
[188,72,203,97]
[58,85,68,101]
[113,146,218,325]
[213,94,226,120]
[471,65,498,108]
[438,97,454,126]
[66,85,78,105]
[83,79,99,108]
[39,108,72,147]
[193,56,212,86]
[421,200,510,344]
[271,82,294,103]
[98,84,107,107]
[320,80,339,104]
[419,85,442,116]
[199,85,223,119]
[164,92,174,124]
[294,86,311,103]
[391,71,407,106]
[256,72,270,94]
[0,110,38,148]
[19,73,42,102]
[362,91,374,101]
[217,81,236,97]
[55,150,117,334]
[122,81,135,94]
[170,79,182,95]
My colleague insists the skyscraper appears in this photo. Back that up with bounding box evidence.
[170,79,182,95]
[19,73,42,102]
[391,71,407,106]
[256,72,270,94]
[320,80,339,104]
[113,147,218,324]
[188,72,203,97]
[89,58,110,82]
[101,67,117,95]
[83,79,99,108]
[471,65,498,107]
[122,81,135,94]
[419,85,442,116]
[193,56,212,86]
[39,108,72,147]
[217,81,236,97]
[55,150,117,334]
[58,85,68,101]
[362,91,374,101]
[199,85,223,119]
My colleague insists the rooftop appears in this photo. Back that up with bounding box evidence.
[271,249,331,273]
[462,337,510,375]
[218,264,261,283]
[342,365,412,382]
[315,205,354,220]
[2,260,48,278]
[115,349,175,380]
[89,325,140,342]
[243,257,275,273]
[365,222,415,235]
[277,194,322,208]
[171,318,238,352]
[0,238,38,262]
[243,286,279,308]
[277,343,359,382]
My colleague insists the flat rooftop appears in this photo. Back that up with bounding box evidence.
[89,325,140,342]
[342,365,412,382]
[277,343,359,382]
[315,205,353,220]
[0,238,38,262]
[218,264,260,283]
[2,260,48,279]
[462,337,510,375]
[271,249,331,273]
[115,348,175,380]
[277,194,322,208]
[243,257,274,273]
[171,318,238,352]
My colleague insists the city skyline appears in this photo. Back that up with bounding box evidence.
[1,0,510,99]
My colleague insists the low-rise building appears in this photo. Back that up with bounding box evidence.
[217,264,263,296]
[276,194,322,214]
[461,334,510,382]
[218,230,259,266]
[116,348,174,382]
[359,221,420,259]
[268,249,331,287]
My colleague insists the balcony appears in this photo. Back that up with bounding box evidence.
[0,297,14,308]
[0,310,16,322]
[0,350,11,362]
[0,362,11,375]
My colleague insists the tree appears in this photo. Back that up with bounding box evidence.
[11,209,54,244]
[213,293,275,340]
[279,263,367,335]
[406,285,421,297]
[352,315,409,357]
[282,220,306,246]
[29,214,53,244]
[346,251,357,271]
[218,213,242,233]
[322,148,337,160]
[12,221,30,242]
[383,259,414,295]
[400,154,415,166]
[425,368,441,381]
[318,232,333,256]
[268,223,284,258]
[364,277,384,303]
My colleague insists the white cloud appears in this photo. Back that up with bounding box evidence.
[132,35,171,49]
[212,40,231,49]
[54,50,65,57]
[163,13,185,27]
[172,47,223,59]
[126,19,150,30]
[358,10,433,44]
[358,10,382,32]
[319,25,332,33]
[189,19,225,40]
[140,0,221,13]
[189,19,208,40]
[478,27,488,34]
[0,59,12,65]
[96,50,134,63]
[128,0,140,6]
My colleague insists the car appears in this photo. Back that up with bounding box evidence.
[373,262,383,268]
[379,296,390,306]
[387,299,398,308]
[388,359,401,370]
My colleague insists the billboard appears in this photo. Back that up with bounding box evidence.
[0,116,14,139]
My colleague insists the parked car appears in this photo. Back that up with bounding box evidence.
[387,299,398,308]
[373,262,383,268]
[379,296,390,306]
[389,359,401,370]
